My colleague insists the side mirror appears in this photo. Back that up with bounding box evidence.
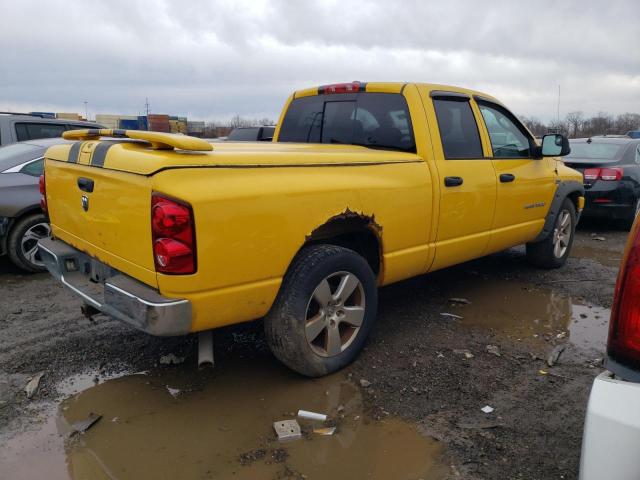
[541,133,571,157]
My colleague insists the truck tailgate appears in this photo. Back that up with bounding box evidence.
[45,144,157,287]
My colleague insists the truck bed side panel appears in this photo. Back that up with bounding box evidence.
[152,162,431,331]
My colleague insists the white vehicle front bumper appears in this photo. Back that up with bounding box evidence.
[580,371,640,480]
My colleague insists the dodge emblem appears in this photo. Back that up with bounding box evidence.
[81,195,89,212]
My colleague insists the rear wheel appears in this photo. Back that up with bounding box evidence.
[264,245,377,377]
[7,213,50,273]
[526,198,576,269]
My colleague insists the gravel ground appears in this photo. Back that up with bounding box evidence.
[0,221,629,479]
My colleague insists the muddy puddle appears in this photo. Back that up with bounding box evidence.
[571,243,622,268]
[441,278,610,353]
[0,360,447,480]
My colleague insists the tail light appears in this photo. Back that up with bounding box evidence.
[583,168,600,181]
[151,194,196,274]
[608,218,640,368]
[583,167,623,181]
[319,81,363,94]
[601,167,624,181]
[39,174,47,213]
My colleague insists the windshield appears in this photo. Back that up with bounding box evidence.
[0,143,42,171]
[566,142,624,162]
[278,92,415,152]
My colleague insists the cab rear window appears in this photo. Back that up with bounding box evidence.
[278,93,415,152]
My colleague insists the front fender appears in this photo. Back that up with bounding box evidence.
[532,180,584,243]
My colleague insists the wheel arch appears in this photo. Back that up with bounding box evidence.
[300,210,383,276]
[532,181,584,243]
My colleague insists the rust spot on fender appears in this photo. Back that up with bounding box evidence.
[306,208,382,242]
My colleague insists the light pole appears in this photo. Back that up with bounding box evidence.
[84,101,88,121]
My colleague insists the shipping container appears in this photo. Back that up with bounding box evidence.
[119,118,139,130]
[137,116,148,131]
[56,112,81,120]
[96,114,121,129]
[187,121,205,135]
[147,114,171,133]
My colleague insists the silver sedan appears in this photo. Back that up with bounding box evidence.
[0,138,70,272]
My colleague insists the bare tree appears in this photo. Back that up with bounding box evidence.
[520,116,547,137]
[583,112,614,137]
[547,120,569,136]
[615,113,640,134]
[565,111,584,138]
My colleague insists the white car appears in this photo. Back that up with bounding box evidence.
[580,218,640,479]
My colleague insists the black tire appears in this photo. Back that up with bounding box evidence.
[7,213,50,273]
[265,244,378,377]
[526,198,576,269]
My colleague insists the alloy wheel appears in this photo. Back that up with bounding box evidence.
[20,222,51,268]
[552,210,572,258]
[304,271,366,357]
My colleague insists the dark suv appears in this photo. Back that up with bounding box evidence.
[0,113,102,146]
[564,136,640,228]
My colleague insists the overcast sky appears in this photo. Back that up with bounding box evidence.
[1,0,638,122]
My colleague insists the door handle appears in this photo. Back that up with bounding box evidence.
[444,176,463,187]
[77,177,94,192]
[500,173,515,183]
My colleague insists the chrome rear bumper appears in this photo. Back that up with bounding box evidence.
[38,237,192,336]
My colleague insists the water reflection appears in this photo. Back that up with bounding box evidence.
[443,279,609,352]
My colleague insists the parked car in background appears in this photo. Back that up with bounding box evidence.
[579,214,640,479]
[227,125,275,142]
[0,113,103,146]
[564,136,640,229]
[0,138,70,272]
[627,130,640,139]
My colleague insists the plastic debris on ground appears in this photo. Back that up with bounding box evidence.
[273,419,302,441]
[71,412,102,434]
[547,344,566,367]
[166,386,181,398]
[297,409,327,421]
[359,379,372,388]
[440,312,463,320]
[486,345,501,357]
[313,427,336,436]
[159,353,185,365]
[453,349,474,359]
[481,405,495,414]
[448,298,471,304]
[24,372,44,399]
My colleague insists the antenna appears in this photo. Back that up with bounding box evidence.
[557,85,561,125]
[145,97,150,116]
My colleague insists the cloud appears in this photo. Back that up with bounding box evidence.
[0,0,638,122]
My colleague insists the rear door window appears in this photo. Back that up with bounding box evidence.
[15,122,67,141]
[432,98,483,159]
[279,93,415,152]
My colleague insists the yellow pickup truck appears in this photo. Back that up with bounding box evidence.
[38,82,583,376]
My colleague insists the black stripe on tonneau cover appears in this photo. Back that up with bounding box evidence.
[90,140,127,167]
[67,142,82,163]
